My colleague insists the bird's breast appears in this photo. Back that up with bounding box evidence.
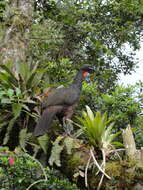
[64,88,80,105]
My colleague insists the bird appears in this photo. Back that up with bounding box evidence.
[34,64,95,136]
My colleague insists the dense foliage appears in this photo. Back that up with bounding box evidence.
[1,0,143,90]
[80,82,143,130]
[0,148,79,190]
[0,61,46,148]
[32,0,143,91]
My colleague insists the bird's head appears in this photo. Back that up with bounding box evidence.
[80,64,95,79]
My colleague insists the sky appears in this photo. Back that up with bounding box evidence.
[119,45,143,86]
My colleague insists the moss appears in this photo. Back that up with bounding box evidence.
[120,160,137,168]
[67,152,82,172]
[63,152,143,189]
[60,152,143,190]
[106,161,122,177]
[104,160,143,189]
[60,144,90,182]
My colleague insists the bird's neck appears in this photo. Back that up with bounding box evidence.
[71,71,83,90]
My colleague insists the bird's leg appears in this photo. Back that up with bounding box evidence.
[63,116,73,135]
[62,105,76,135]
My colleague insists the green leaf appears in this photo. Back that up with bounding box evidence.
[15,61,30,82]
[26,69,44,89]
[112,142,124,147]
[3,117,17,145]
[16,88,22,96]
[38,134,49,154]
[1,98,11,104]
[86,105,94,120]
[3,104,22,145]
[12,103,22,118]
[76,106,121,150]
[0,121,9,133]
[7,89,14,97]
[22,104,30,111]
[19,128,28,149]
[0,65,18,85]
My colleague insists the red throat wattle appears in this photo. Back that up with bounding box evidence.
[82,71,89,77]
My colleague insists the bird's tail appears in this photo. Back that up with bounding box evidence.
[34,106,63,137]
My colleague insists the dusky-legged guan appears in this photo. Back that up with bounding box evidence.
[34,65,94,136]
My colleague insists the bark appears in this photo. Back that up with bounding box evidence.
[0,0,33,65]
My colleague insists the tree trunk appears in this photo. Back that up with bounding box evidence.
[0,0,33,65]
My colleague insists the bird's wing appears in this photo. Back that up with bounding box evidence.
[42,87,78,108]
[42,88,66,108]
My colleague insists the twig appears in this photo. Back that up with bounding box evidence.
[85,154,92,187]
[90,148,111,179]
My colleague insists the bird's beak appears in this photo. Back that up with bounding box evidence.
[86,66,95,81]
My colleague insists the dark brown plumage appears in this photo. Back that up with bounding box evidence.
[34,65,94,136]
